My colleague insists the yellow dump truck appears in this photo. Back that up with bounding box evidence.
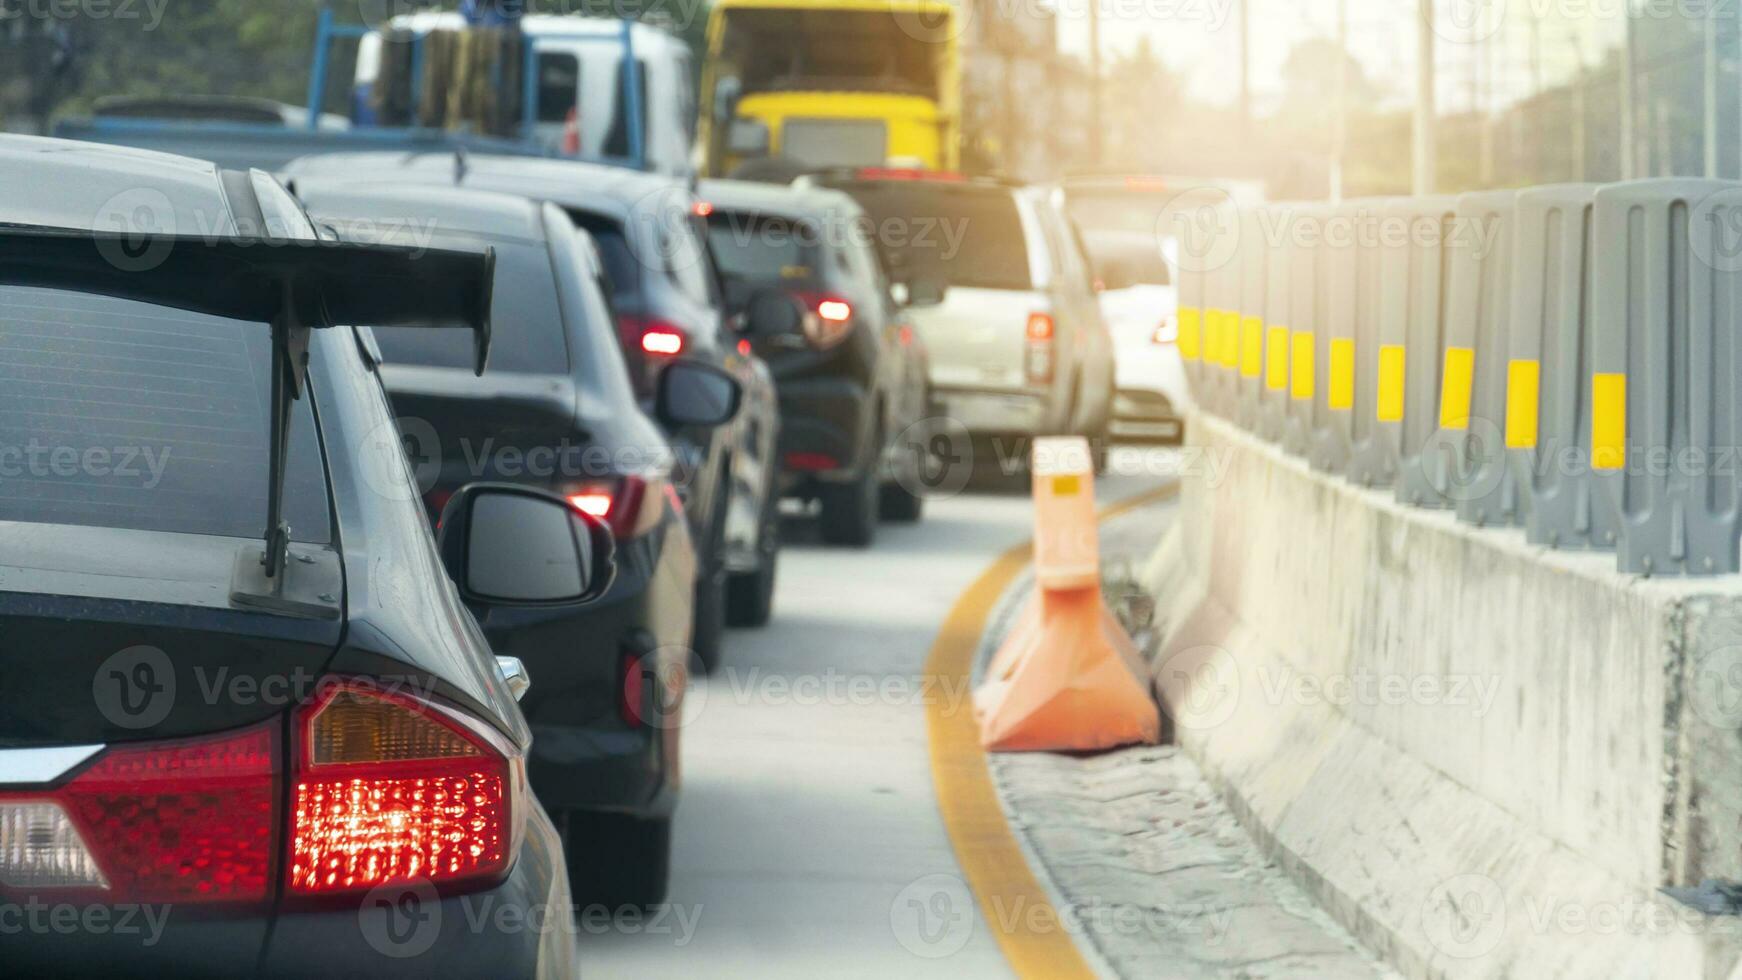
[697,0,961,177]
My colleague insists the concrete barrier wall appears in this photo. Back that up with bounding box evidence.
[1145,412,1742,979]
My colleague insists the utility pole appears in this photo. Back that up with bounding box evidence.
[1704,0,1718,178]
[1620,0,1635,179]
[1087,0,1103,162]
[1238,0,1251,139]
[1414,0,1436,194]
[1331,0,1348,200]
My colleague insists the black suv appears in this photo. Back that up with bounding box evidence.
[699,179,934,545]
[284,153,783,658]
[291,179,740,906]
[0,136,594,978]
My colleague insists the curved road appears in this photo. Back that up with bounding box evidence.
[581,452,1179,979]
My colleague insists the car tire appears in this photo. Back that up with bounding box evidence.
[691,482,730,674]
[563,811,671,909]
[819,461,878,548]
[878,481,924,522]
[726,488,779,627]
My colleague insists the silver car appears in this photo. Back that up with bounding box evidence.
[812,173,1117,464]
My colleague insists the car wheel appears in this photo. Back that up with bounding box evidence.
[819,459,878,548]
[878,481,924,522]
[726,488,779,627]
[690,483,730,674]
[563,811,672,909]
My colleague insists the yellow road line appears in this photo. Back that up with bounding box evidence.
[923,483,1179,979]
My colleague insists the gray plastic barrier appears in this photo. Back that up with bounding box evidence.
[1280,204,1322,456]
[1378,195,1457,507]
[1254,205,1291,439]
[1431,189,1521,526]
[1233,208,1275,431]
[1507,184,1616,550]
[1590,179,1742,575]
[1346,200,1393,486]
[1175,234,1205,400]
[1309,201,1361,474]
[1205,208,1240,419]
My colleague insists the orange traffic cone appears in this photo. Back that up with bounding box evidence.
[974,437,1160,752]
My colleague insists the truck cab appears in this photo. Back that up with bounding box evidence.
[698,0,959,177]
[352,13,697,175]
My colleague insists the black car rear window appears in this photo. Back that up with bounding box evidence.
[832,183,1033,291]
[369,237,570,375]
[0,287,331,542]
[706,212,820,290]
[570,212,641,302]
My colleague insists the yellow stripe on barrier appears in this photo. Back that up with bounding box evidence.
[1505,359,1540,449]
[1328,338,1355,410]
[1377,344,1406,422]
[1264,326,1289,391]
[1239,316,1264,378]
[1290,331,1315,400]
[1177,307,1201,362]
[1592,372,1626,471]
[1438,346,1475,430]
[1222,312,1240,369]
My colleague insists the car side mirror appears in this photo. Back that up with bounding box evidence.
[437,484,615,606]
[903,274,948,307]
[743,287,804,336]
[726,118,770,157]
[657,361,743,428]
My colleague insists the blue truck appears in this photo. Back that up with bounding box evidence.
[51,9,695,175]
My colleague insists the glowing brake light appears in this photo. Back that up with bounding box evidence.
[568,475,663,540]
[1026,312,1055,341]
[794,293,855,350]
[641,328,685,356]
[289,682,518,895]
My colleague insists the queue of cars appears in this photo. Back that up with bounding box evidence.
[0,47,1185,980]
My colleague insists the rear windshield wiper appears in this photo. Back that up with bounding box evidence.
[0,224,495,615]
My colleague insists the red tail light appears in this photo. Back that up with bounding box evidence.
[568,474,664,540]
[0,722,278,904]
[855,167,964,182]
[785,451,839,473]
[794,292,855,350]
[1026,312,1056,384]
[619,315,687,358]
[290,682,520,895]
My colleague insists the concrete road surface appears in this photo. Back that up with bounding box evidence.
[578,451,1181,979]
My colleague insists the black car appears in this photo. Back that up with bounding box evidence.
[698,179,935,545]
[290,178,738,906]
[285,153,783,657]
[0,136,595,978]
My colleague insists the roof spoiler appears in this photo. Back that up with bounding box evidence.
[0,225,495,612]
[0,225,493,372]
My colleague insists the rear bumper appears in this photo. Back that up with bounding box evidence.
[4,803,572,980]
[473,517,694,818]
[774,375,872,484]
[1110,344,1188,441]
[933,385,1063,436]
